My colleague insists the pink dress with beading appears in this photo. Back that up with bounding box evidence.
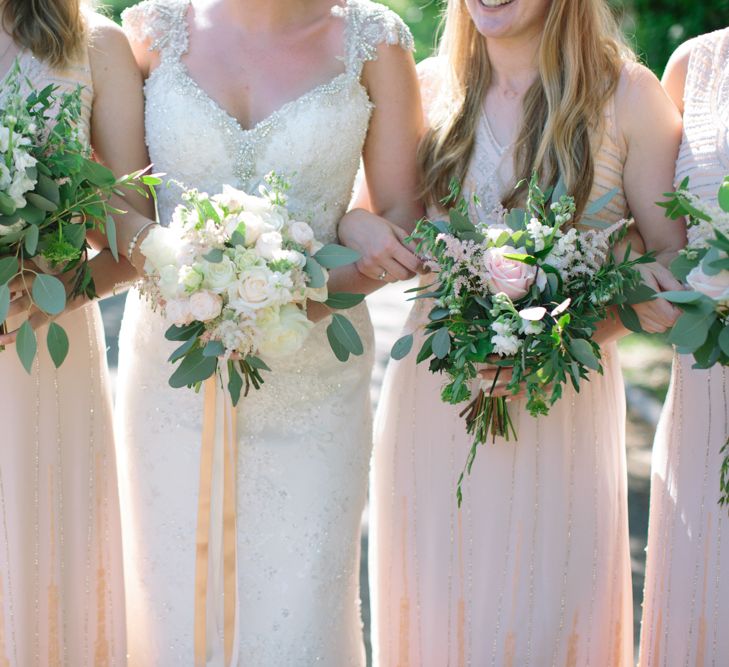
[639,28,729,667]
[369,58,634,667]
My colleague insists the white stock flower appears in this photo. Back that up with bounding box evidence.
[491,333,521,357]
[258,304,313,358]
[189,290,223,322]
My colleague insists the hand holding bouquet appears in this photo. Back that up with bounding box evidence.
[139,173,365,405]
[0,63,158,369]
[392,174,654,503]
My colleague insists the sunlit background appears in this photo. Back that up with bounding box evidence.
[97,0,729,661]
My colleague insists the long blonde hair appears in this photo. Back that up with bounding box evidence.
[419,0,633,215]
[1,0,89,69]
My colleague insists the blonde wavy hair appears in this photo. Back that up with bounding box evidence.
[1,0,91,69]
[419,0,634,216]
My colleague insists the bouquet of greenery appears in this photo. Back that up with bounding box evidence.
[138,174,365,405]
[392,174,653,502]
[658,176,729,506]
[0,63,158,370]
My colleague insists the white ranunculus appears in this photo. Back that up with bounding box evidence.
[141,226,181,270]
[258,304,313,358]
[179,265,204,292]
[189,290,223,322]
[165,298,193,325]
[272,248,306,268]
[255,231,283,260]
[202,256,236,293]
[687,265,729,303]
[229,267,275,310]
[288,220,315,248]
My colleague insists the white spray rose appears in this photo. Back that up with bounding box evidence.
[255,231,283,260]
[288,220,315,249]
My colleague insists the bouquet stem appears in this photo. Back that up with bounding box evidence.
[720,437,729,509]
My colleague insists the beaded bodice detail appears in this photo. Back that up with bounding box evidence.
[122,0,413,244]
[676,28,729,205]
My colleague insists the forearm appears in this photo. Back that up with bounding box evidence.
[593,307,629,346]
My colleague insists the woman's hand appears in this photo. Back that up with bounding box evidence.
[478,360,526,401]
[632,262,683,333]
[338,208,423,282]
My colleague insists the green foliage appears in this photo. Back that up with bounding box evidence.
[104,0,728,73]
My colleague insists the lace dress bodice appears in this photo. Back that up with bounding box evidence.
[675,28,729,204]
[122,0,413,244]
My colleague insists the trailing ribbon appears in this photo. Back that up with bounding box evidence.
[195,374,239,666]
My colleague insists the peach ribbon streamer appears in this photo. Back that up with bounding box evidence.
[195,374,238,666]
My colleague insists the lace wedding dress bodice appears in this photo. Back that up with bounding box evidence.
[117,2,413,665]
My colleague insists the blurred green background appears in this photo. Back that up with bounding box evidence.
[104,0,729,74]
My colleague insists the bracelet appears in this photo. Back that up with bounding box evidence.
[127,221,159,263]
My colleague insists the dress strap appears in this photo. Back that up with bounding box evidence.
[332,0,414,78]
[121,0,190,63]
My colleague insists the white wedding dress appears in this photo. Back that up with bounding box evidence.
[117,1,412,665]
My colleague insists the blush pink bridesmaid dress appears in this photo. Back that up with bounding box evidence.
[369,57,634,667]
[639,28,729,667]
[0,42,126,666]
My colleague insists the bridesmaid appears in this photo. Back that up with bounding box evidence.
[0,1,151,663]
[639,27,729,666]
[363,0,686,664]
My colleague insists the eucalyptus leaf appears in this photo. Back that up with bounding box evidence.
[617,304,643,333]
[312,244,361,269]
[304,257,326,289]
[81,160,116,187]
[169,348,217,388]
[24,224,39,256]
[324,292,365,310]
[668,309,717,351]
[670,253,698,282]
[568,338,600,371]
[18,204,44,226]
[32,274,66,315]
[168,336,197,363]
[658,290,705,304]
[718,178,729,213]
[16,320,37,373]
[391,333,414,360]
[245,355,271,372]
[0,192,16,216]
[46,322,69,368]
[165,321,204,341]
[0,285,9,324]
[326,324,350,362]
[327,313,363,356]
[432,327,451,359]
[105,215,119,261]
[584,187,618,216]
[35,173,60,205]
[25,192,57,213]
[228,362,243,406]
[0,257,18,285]
[203,340,225,357]
[718,326,729,358]
[203,248,224,264]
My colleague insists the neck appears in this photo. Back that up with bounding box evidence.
[484,30,541,94]
[217,0,326,30]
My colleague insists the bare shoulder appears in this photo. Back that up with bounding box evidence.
[85,13,142,90]
[661,37,701,113]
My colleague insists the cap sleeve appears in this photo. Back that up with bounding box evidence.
[121,0,189,62]
[333,0,415,77]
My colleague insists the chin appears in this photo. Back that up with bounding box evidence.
[464,0,530,39]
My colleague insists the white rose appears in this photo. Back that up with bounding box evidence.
[237,211,268,246]
[687,265,729,303]
[258,304,314,358]
[179,265,204,292]
[255,231,283,260]
[272,248,306,268]
[213,185,270,215]
[165,298,193,325]
[202,256,236,293]
[260,207,288,232]
[288,220,315,249]
[140,226,180,270]
[229,267,274,310]
[189,290,223,322]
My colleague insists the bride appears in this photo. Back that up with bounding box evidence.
[117,0,422,664]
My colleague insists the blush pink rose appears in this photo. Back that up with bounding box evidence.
[687,265,729,303]
[483,246,536,301]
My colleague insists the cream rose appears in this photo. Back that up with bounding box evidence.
[229,267,274,310]
[687,265,729,303]
[202,256,236,293]
[188,290,223,322]
[140,226,181,270]
[483,245,537,301]
[258,304,314,358]
[236,211,268,246]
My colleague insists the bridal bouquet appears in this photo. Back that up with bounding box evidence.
[392,175,653,502]
[0,63,158,369]
[139,173,364,405]
[658,176,729,506]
